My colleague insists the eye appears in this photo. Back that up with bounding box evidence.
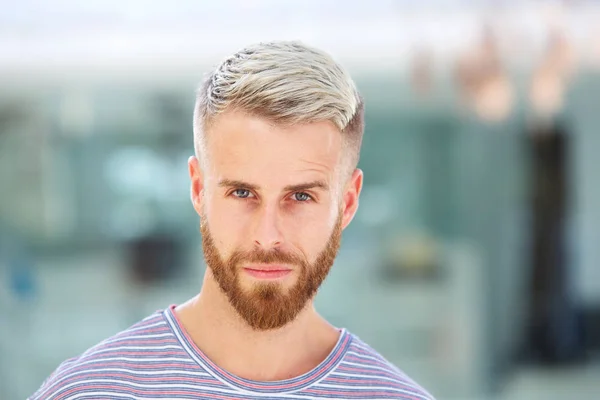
[293,192,312,202]
[232,189,254,199]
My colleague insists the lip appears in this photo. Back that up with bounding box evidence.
[243,264,292,280]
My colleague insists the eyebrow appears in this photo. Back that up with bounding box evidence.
[218,179,329,192]
[218,179,259,191]
[284,180,329,192]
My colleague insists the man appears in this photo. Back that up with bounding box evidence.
[31,41,434,400]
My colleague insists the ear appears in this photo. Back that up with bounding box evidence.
[341,168,363,230]
[188,156,204,216]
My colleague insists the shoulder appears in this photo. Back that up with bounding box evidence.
[330,332,436,400]
[29,311,177,400]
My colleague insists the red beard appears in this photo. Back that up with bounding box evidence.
[200,213,342,330]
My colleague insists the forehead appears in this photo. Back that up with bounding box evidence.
[204,111,343,185]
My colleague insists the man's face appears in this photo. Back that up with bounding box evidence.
[189,111,362,330]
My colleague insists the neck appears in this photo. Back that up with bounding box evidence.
[175,269,340,381]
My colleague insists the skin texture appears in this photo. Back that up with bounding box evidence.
[176,110,363,381]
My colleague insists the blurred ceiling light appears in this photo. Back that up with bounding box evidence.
[455,25,515,122]
[529,64,566,118]
[529,30,575,119]
[472,74,515,122]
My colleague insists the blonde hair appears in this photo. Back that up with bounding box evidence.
[193,41,364,170]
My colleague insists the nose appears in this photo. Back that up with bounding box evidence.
[252,204,284,250]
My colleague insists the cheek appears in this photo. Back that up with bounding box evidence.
[284,205,337,260]
[203,196,250,254]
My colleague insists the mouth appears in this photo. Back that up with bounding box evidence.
[242,264,293,280]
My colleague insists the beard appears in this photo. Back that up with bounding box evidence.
[200,212,343,331]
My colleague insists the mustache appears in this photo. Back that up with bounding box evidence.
[228,248,306,267]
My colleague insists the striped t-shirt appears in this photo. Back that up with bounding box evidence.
[31,306,435,400]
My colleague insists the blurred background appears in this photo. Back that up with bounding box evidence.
[1,1,600,399]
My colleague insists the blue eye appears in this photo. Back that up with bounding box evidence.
[293,192,312,202]
[233,189,253,198]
